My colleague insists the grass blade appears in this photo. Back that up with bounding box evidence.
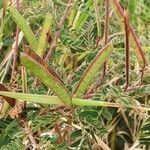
[0,92,122,108]
[37,13,53,57]
[73,42,114,98]
[0,92,149,112]
[20,51,72,106]
[9,6,37,51]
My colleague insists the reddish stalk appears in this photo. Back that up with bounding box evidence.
[124,11,130,90]
[10,0,26,118]
[11,28,19,77]
[129,26,146,85]
[11,0,20,78]
[112,0,147,84]
[104,0,109,45]
[101,0,110,82]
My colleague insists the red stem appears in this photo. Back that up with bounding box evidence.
[100,0,110,82]
[124,11,130,90]
[11,0,20,78]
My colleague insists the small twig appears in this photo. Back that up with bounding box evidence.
[120,109,134,138]
[54,124,64,143]
[129,140,139,150]
[95,134,111,150]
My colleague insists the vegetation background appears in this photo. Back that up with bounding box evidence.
[0,0,150,149]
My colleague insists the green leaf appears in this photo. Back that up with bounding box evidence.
[79,110,99,119]
[0,139,25,150]
[0,120,20,147]
[68,9,77,26]
[0,92,63,105]
[139,117,150,145]
[20,50,72,106]
[70,139,81,147]
[74,13,89,32]
[9,6,37,51]
[73,42,114,98]
[37,13,53,57]
[101,108,112,121]
[0,92,120,107]
[128,0,136,15]
[70,130,82,138]
[72,0,94,32]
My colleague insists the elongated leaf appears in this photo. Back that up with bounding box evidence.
[0,92,121,108]
[111,0,147,69]
[74,42,114,98]
[0,92,149,112]
[37,13,53,57]
[9,6,37,51]
[68,9,77,26]
[0,91,150,111]
[72,0,94,32]
[20,50,72,106]
[24,47,64,83]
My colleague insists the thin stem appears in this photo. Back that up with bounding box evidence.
[21,66,27,93]
[104,0,109,45]
[124,11,130,90]
[101,0,109,82]
[11,0,20,78]
[11,27,19,77]
[112,0,147,84]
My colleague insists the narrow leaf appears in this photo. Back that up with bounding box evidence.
[0,92,149,111]
[0,92,122,108]
[9,6,37,51]
[68,9,77,26]
[73,42,114,98]
[20,50,72,106]
[72,0,94,32]
[37,13,53,57]
[24,47,64,83]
